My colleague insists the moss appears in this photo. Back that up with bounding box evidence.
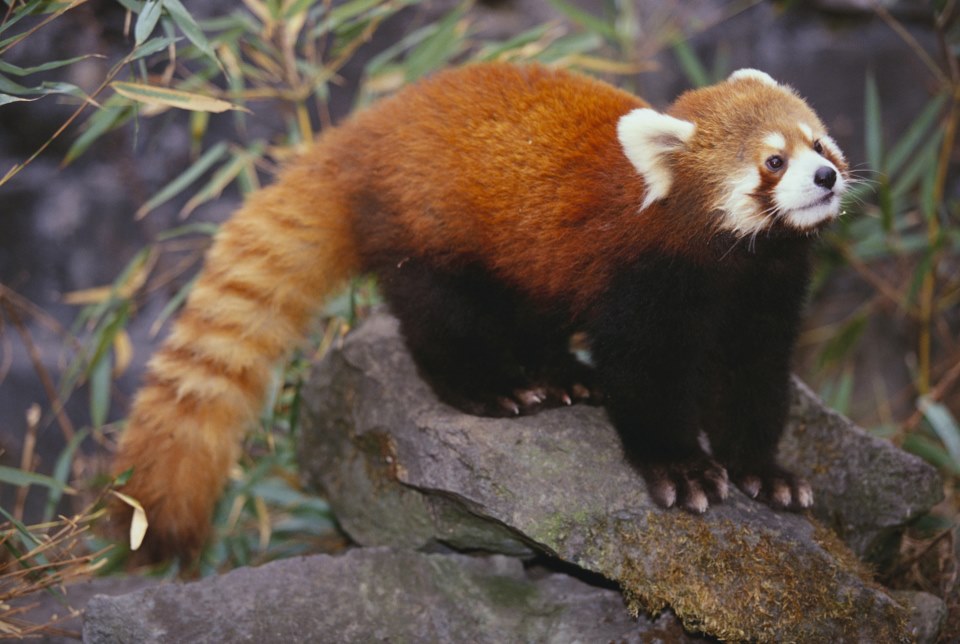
[592,511,910,642]
[412,501,897,638]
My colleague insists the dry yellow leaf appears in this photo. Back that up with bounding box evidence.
[111,490,149,551]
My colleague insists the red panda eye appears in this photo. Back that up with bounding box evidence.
[765,155,784,171]
[813,140,824,154]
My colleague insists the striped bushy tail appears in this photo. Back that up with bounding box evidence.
[111,154,358,561]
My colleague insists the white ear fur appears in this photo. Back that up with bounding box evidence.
[728,68,779,87]
[617,108,695,210]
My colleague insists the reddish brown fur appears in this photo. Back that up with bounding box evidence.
[111,63,826,560]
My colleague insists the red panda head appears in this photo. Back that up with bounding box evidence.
[617,69,848,237]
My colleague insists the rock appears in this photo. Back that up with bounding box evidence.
[5,576,156,643]
[890,590,947,644]
[82,548,704,643]
[300,314,942,642]
[780,377,943,562]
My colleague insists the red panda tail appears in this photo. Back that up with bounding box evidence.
[110,152,358,562]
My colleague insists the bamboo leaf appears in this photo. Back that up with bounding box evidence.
[886,93,947,178]
[816,313,868,370]
[891,132,941,199]
[180,142,265,218]
[474,23,554,61]
[864,72,883,174]
[150,274,198,337]
[112,81,246,113]
[546,0,617,41]
[0,54,100,76]
[135,141,229,218]
[162,0,219,64]
[0,93,38,106]
[44,428,90,522]
[130,34,182,61]
[920,396,960,468]
[672,39,710,88]
[63,101,136,166]
[135,0,164,45]
[902,433,960,474]
[111,491,149,551]
[0,465,77,495]
[403,3,468,81]
[89,352,111,428]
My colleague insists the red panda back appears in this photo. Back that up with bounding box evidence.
[326,64,660,311]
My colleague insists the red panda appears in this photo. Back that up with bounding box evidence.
[110,63,848,561]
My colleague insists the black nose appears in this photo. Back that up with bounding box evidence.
[814,166,837,189]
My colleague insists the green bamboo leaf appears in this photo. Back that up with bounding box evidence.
[546,0,617,41]
[130,35,183,61]
[0,72,33,94]
[162,0,219,63]
[282,0,318,20]
[135,0,164,45]
[89,351,112,428]
[324,0,384,30]
[0,93,38,106]
[44,428,90,522]
[0,504,43,548]
[534,32,603,63]
[886,93,947,178]
[891,133,941,199]
[474,23,553,61]
[180,142,265,218]
[113,0,144,12]
[920,397,960,468]
[403,3,468,81]
[0,0,49,36]
[902,433,960,474]
[0,465,77,495]
[672,39,710,88]
[816,313,868,370]
[864,72,883,174]
[156,221,219,241]
[150,274,198,337]
[63,100,136,166]
[135,141,228,218]
[0,54,100,76]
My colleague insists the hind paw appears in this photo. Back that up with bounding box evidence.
[640,453,730,513]
[732,465,813,510]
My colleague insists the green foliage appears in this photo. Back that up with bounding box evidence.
[810,8,960,479]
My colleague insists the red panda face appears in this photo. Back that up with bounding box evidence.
[617,69,848,238]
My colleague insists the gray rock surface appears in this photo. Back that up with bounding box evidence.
[83,548,704,643]
[299,314,943,642]
[780,377,943,562]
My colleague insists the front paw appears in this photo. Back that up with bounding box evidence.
[731,464,814,511]
[640,454,730,513]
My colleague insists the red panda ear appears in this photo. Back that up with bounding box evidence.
[617,108,695,210]
[727,68,779,88]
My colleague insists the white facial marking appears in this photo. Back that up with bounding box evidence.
[819,134,846,163]
[763,132,786,151]
[775,148,846,230]
[798,122,814,141]
[728,68,779,87]
[617,108,696,210]
[718,168,766,235]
